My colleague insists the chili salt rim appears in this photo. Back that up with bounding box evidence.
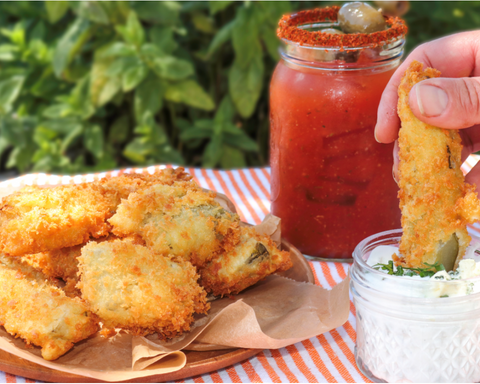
[277,6,408,50]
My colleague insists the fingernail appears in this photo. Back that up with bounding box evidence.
[392,166,398,184]
[374,126,381,143]
[415,83,449,117]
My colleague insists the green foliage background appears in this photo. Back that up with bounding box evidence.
[0,1,478,174]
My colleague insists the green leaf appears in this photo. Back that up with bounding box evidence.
[123,138,148,163]
[213,95,235,134]
[106,56,141,77]
[97,1,130,25]
[165,80,214,110]
[0,44,19,62]
[151,56,194,81]
[102,42,136,57]
[0,75,25,114]
[122,64,147,92]
[91,44,121,106]
[220,145,247,169]
[180,127,213,141]
[231,5,259,68]
[224,130,259,151]
[109,114,130,144]
[207,20,234,57]
[84,124,104,159]
[76,1,109,24]
[150,26,178,55]
[45,1,69,24]
[132,2,181,26]
[61,123,84,152]
[229,48,264,118]
[53,17,91,78]
[42,104,71,119]
[261,26,280,61]
[209,1,232,15]
[191,12,216,34]
[202,134,223,168]
[134,72,165,123]
[1,22,26,47]
[116,12,144,47]
[69,75,95,119]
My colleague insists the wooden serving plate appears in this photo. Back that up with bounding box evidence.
[0,240,313,383]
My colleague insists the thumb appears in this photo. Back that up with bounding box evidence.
[409,77,480,129]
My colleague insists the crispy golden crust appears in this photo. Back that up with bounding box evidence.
[0,255,99,360]
[78,239,209,338]
[0,168,191,257]
[397,61,480,269]
[199,227,292,296]
[0,184,115,256]
[109,182,241,268]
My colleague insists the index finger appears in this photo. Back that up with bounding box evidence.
[375,31,479,143]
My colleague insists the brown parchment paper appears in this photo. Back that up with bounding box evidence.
[0,184,350,382]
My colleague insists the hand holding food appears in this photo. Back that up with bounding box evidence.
[397,61,480,270]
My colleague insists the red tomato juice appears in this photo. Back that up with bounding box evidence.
[270,61,401,259]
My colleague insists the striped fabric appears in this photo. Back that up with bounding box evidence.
[1,154,480,383]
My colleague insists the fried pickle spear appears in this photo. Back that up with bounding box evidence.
[0,255,99,360]
[78,239,209,338]
[397,61,480,270]
[0,168,191,257]
[109,182,240,268]
[199,226,292,296]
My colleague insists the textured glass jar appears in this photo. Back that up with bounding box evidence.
[350,229,480,383]
[270,30,404,260]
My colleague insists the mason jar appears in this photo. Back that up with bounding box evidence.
[350,229,480,383]
[270,7,406,259]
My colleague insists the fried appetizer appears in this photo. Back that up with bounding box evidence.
[97,167,192,204]
[0,184,116,256]
[397,61,480,270]
[199,226,292,296]
[109,182,240,268]
[0,255,99,360]
[78,239,209,338]
[22,244,82,298]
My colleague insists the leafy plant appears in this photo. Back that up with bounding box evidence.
[0,1,478,174]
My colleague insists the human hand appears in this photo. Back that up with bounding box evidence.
[375,31,480,185]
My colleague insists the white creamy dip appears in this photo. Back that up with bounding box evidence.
[366,244,480,298]
[351,231,480,383]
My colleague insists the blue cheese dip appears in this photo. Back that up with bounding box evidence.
[366,244,480,297]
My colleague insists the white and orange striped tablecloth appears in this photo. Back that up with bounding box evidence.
[1,156,480,384]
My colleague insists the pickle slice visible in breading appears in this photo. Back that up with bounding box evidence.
[78,239,209,338]
[199,226,292,296]
[109,181,240,268]
[0,255,99,360]
[397,61,480,270]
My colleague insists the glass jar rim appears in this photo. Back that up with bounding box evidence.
[277,6,408,50]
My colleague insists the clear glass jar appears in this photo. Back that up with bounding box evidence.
[350,229,480,383]
[270,18,405,260]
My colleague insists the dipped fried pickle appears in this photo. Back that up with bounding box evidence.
[397,61,480,270]
[109,182,240,268]
[78,239,209,338]
[0,255,99,360]
[199,226,292,296]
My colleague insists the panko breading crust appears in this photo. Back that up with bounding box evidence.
[23,244,83,298]
[199,226,292,296]
[109,181,241,268]
[78,239,209,338]
[397,61,480,269]
[0,168,191,257]
[0,255,99,360]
